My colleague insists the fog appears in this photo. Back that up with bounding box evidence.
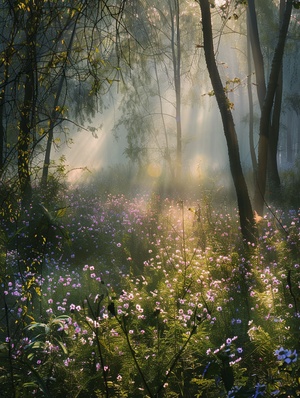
[53,4,298,194]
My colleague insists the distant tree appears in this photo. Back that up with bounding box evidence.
[168,0,182,179]
[115,0,200,180]
[198,0,257,243]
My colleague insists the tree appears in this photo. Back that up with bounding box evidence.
[253,0,293,214]
[40,12,79,189]
[0,2,18,177]
[247,0,285,206]
[247,0,266,109]
[246,12,257,178]
[169,0,182,179]
[17,0,44,206]
[198,0,257,243]
[115,0,200,181]
[0,0,126,197]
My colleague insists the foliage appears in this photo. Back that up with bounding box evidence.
[1,182,299,397]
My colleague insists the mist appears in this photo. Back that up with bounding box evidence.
[56,33,255,190]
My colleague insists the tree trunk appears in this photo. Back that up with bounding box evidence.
[41,17,78,189]
[253,0,293,214]
[286,115,293,163]
[268,68,282,196]
[18,7,40,206]
[246,12,257,182]
[268,0,285,199]
[247,0,266,109]
[199,0,257,243]
[153,60,174,179]
[169,0,182,181]
[0,79,5,174]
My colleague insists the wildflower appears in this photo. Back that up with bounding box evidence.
[63,358,71,367]
[275,347,298,364]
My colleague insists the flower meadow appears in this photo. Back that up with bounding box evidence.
[0,186,299,397]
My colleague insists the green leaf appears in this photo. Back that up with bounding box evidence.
[23,381,39,388]
[56,339,68,355]
[56,207,67,218]
[26,322,47,331]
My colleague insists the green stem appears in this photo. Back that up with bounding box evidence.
[4,298,16,398]
[118,315,153,398]
[155,325,197,397]
[85,297,110,397]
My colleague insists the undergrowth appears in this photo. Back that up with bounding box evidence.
[0,183,299,397]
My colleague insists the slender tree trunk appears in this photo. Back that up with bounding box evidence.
[0,56,9,173]
[0,81,5,174]
[268,0,285,199]
[169,0,182,181]
[0,10,16,176]
[247,0,266,109]
[153,60,174,179]
[199,0,257,243]
[268,68,282,195]
[18,66,33,206]
[18,7,41,206]
[246,12,257,182]
[286,115,293,163]
[253,0,293,214]
[41,17,78,189]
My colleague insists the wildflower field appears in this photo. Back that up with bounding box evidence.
[1,184,299,397]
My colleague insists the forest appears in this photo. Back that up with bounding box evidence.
[0,0,300,397]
